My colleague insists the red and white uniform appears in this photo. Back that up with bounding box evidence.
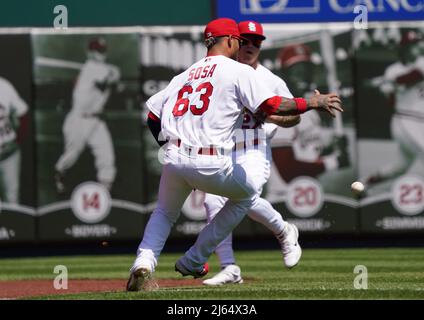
[55,59,120,187]
[132,55,277,273]
[150,55,274,150]
[203,63,293,267]
[0,77,28,203]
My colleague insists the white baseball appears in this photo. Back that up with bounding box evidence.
[351,181,365,193]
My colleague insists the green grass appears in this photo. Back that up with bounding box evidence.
[1,248,424,299]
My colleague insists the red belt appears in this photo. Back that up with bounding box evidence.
[173,138,261,156]
[175,139,219,155]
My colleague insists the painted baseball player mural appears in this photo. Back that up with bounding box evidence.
[55,37,120,193]
[126,18,343,291]
[266,43,350,202]
[361,30,424,191]
[0,76,29,203]
[202,21,302,286]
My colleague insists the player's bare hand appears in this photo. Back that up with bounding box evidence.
[266,114,301,128]
[308,90,343,118]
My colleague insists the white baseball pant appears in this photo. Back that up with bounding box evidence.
[132,142,269,273]
[204,144,288,267]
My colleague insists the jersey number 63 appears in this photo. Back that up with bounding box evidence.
[172,82,213,117]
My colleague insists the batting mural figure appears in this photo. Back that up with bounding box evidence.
[55,38,120,193]
[361,30,424,189]
[0,77,29,204]
[267,43,350,202]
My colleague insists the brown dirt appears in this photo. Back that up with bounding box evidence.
[0,278,203,299]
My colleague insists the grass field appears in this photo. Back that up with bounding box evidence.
[1,248,424,300]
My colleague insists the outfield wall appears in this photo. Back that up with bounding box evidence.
[0,22,423,244]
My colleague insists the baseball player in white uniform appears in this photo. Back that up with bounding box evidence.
[0,77,28,204]
[202,21,302,286]
[126,18,342,291]
[55,38,120,192]
[362,30,424,188]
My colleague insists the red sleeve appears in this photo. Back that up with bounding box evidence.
[148,111,160,122]
[259,96,282,115]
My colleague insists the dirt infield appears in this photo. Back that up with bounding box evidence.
[0,279,203,299]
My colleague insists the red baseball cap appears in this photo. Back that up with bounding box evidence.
[204,18,243,40]
[279,44,312,68]
[238,21,266,40]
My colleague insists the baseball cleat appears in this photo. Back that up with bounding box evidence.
[126,267,159,292]
[277,223,302,269]
[175,258,209,279]
[203,264,244,286]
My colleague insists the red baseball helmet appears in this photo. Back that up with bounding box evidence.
[279,43,312,68]
[204,18,243,41]
[238,21,266,40]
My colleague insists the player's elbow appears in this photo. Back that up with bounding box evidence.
[147,112,166,146]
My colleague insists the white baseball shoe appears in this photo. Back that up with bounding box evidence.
[126,267,159,292]
[277,223,302,269]
[203,265,244,286]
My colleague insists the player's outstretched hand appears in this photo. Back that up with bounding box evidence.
[308,90,343,118]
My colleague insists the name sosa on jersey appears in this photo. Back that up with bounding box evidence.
[173,64,217,118]
[187,63,266,134]
[187,64,217,81]
[173,61,266,152]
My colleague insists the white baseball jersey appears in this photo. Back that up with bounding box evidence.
[0,77,28,155]
[72,60,120,116]
[146,89,165,118]
[241,64,293,139]
[384,56,424,117]
[149,55,276,150]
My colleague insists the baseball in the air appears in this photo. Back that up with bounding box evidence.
[351,181,365,194]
